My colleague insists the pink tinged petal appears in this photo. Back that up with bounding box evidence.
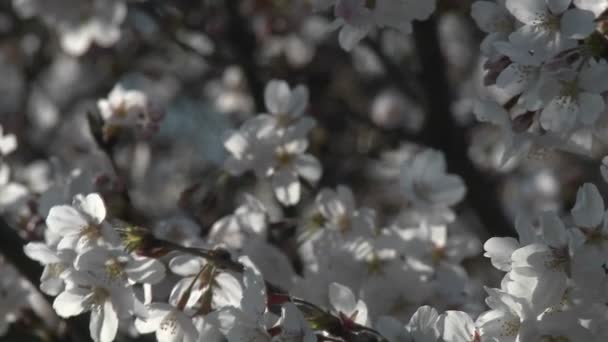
[134,304,171,334]
[561,8,596,39]
[46,205,87,236]
[547,0,572,14]
[272,169,301,206]
[53,288,90,317]
[73,193,106,225]
[264,80,291,115]
[439,311,478,342]
[294,154,322,184]
[484,237,519,271]
[578,92,604,124]
[329,282,357,315]
[24,242,61,264]
[571,183,604,228]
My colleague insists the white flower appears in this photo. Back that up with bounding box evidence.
[53,271,136,342]
[400,148,466,211]
[135,299,199,342]
[259,80,314,140]
[12,0,127,55]
[75,246,166,285]
[313,185,375,239]
[218,257,272,342]
[24,242,76,295]
[45,193,118,252]
[329,282,369,326]
[483,214,537,272]
[208,194,268,250]
[97,84,163,137]
[539,61,608,132]
[476,287,533,341]
[328,0,436,50]
[437,310,481,342]
[506,0,596,56]
[0,126,17,156]
[376,305,440,342]
[471,1,514,57]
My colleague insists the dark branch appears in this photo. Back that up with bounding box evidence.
[412,17,515,237]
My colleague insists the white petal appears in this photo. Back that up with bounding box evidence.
[288,85,309,117]
[73,193,106,224]
[126,257,166,284]
[561,8,596,39]
[578,92,604,124]
[338,24,368,51]
[89,301,119,342]
[571,183,604,228]
[265,80,291,115]
[547,0,572,14]
[438,311,477,342]
[24,242,60,264]
[540,212,568,247]
[272,168,301,206]
[46,205,87,236]
[408,305,440,341]
[169,255,205,277]
[134,303,173,334]
[294,154,322,184]
[53,288,90,317]
[483,237,519,271]
[329,282,357,315]
[505,0,548,24]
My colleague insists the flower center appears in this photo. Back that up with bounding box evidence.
[48,263,66,277]
[88,287,109,310]
[500,318,521,336]
[80,225,101,242]
[276,149,294,167]
[105,258,127,281]
[533,13,560,31]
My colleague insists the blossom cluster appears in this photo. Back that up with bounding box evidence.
[472,0,608,159]
[4,0,608,341]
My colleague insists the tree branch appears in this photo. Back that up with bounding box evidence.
[412,17,515,237]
